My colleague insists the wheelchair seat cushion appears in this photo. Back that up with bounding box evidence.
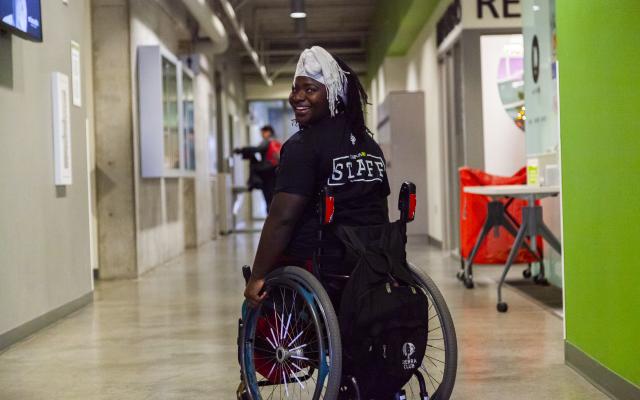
[334,222,429,398]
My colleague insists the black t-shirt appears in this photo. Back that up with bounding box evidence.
[275,114,390,258]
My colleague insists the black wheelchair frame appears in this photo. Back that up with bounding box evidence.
[237,182,457,400]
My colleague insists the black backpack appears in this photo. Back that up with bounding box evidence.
[335,222,429,399]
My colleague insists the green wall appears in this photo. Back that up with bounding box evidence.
[557,0,640,386]
[367,0,439,78]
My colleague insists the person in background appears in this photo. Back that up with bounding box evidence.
[234,125,282,212]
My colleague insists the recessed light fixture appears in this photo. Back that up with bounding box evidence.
[290,0,306,19]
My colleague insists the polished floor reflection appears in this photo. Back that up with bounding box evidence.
[0,233,608,399]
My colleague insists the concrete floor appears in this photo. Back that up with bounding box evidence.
[0,233,609,399]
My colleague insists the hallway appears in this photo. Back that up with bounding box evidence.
[0,233,607,399]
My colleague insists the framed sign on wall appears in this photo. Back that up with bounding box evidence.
[51,71,72,186]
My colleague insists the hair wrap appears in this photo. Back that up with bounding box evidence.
[293,46,349,117]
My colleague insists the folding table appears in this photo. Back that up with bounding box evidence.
[461,185,562,312]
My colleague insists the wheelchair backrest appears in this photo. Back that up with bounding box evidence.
[398,181,417,223]
[318,181,417,226]
[318,186,335,225]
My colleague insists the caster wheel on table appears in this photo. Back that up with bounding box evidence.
[456,271,465,281]
[464,277,475,289]
[533,275,549,285]
[497,302,509,313]
[523,269,532,279]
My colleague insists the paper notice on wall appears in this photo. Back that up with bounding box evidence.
[71,41,81,107]
[51,72,73,186]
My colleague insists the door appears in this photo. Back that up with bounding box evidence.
[439,42,465,252]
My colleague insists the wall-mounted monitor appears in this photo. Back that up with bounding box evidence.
[0,0,42,42]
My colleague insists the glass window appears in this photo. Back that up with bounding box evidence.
[182,73,195,171]
[162,57,180,170]
[496,37,525,131]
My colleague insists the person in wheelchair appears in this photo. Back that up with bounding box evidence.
[244,46,390,308]
[240,46,456,400]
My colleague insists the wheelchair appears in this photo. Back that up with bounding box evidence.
[237,183,458,399]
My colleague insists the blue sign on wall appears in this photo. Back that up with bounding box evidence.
[0,0,42,42]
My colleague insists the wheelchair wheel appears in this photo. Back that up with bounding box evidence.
[403,263,458,400]
[240,266,342,400]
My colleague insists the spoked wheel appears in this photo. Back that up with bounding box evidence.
[240,267,342,400]
[403,263,458,400]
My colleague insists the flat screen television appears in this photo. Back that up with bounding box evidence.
[0,0,42,42]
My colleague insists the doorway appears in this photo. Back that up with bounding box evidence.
[439,42,465,253]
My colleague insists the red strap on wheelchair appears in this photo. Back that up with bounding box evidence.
[324,194,335,225]
[409,193,417,222]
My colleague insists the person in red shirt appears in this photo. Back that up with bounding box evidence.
[234,125,282,212]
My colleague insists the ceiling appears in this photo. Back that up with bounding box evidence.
[217,0,378,84]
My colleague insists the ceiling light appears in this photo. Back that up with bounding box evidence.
[290,0,306,18]
[251,50,258,62]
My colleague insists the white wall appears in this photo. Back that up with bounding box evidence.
[370,0,528,243]
[83,2,99,273]
[245,80,291,101]
[194,57,215,244]
[480,34,526,176]
[370,0,451,243]
[0,1,93,338]
[382,57,409,92]
[215,53,251,226]
[128,0,224,271]
[129,1,188,273]
[413,32,445,243]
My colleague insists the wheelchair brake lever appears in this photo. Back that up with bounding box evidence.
[242,265,252,285]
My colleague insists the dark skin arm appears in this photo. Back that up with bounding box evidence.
[244,192,309,307]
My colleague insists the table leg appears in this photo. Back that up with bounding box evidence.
[502,216,542,263]
[538,222,562,254]
[497,216,529,313]
[526,204,562,283]
[461,218,493,289]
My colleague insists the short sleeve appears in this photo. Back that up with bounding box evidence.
[274,136,317,197]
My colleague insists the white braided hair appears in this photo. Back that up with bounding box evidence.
[293,46,349,117]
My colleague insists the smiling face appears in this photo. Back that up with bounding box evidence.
[289,76,330,127]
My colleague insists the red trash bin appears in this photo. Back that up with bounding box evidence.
[459,167,542,264]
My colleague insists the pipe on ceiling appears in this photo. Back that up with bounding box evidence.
[218,0,273,86]
[181,0,229,54]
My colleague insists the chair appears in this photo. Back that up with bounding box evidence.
[237,182,457,399]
